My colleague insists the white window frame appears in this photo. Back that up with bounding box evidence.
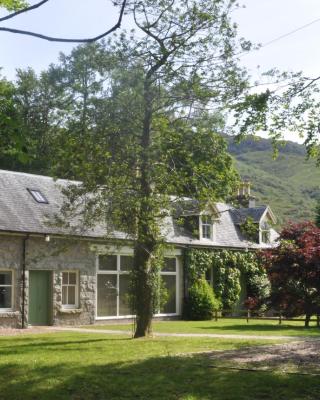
[27,188,48,204]
[157,256,179,317]
[95,251,180,320]
[61,271,79,309]
[200,214,216,241]
[260,229,270,244]
[259,221,271,244]
[0,270,13,312]
[96,253,132,319]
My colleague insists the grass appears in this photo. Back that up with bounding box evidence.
[0,331,319,400]
[85,318,320,337]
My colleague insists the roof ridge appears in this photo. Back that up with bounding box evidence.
[0,169,79,184]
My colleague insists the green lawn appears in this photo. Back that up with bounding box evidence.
[85,318,320,337]
[0,332,319,399]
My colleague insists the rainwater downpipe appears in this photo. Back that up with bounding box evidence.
[21,234,29,329]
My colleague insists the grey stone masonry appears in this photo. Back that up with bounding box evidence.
[0,234,96,328]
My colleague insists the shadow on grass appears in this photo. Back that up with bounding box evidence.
[1,352,320,400]
[0,336,130,355]
[199,323,320,334]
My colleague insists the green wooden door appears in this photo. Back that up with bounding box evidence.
[29,271,52,325]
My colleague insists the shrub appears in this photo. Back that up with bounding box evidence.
[184,279,221,320]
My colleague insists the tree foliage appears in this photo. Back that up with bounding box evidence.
[315,200,320,228]
[0,0,27,11]
[262,221,320,327]
[231,70,320,162]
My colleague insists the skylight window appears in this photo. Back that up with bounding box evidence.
[27,188,48,204]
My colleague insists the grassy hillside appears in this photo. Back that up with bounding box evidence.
[226,136,320,226]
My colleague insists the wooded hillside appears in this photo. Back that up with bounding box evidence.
[227,136,320,225]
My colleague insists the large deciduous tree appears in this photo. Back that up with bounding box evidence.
[262,221,320,327]
[43,0,253,338]
[0,0,257,337]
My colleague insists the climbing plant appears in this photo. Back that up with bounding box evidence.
[239,217,259,243]
[185,248,270,315]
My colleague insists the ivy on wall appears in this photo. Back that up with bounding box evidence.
[185,248,270,312]
[239,216,259,243]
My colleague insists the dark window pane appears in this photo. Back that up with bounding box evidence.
[202,225,211,239]
[0,287,12,308]
[62,286,68,305]
[62,272,68,285]
[162,258,176,272]
[120,256,133,271]
[69,272,76,285]
[119,274,131,315]
[99,255,117,271]
[68,286,76,305]
[97,274,117,317]
[0,272,12,285]
[205,268,212,284]
[160,275,176,314]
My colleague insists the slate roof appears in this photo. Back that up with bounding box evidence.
[0,169,277,249]
[0,170,118,239]
[234,207,270,224]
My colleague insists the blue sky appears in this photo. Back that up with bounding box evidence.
[236,0,320,79]
[1,0,319,143]
[1,0,320,80]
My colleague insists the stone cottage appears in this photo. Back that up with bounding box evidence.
[0,170,277,328]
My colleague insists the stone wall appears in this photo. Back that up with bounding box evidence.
[0,236,23,328]
[0,235,96,328]
[0,234,185,328]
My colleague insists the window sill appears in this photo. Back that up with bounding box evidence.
[0,311,19,317]
[58,308,82,315]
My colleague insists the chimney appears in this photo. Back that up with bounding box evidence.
[236,180,256,208]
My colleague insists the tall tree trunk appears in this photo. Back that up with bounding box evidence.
[133,238,156,338]
[133,75,157,338]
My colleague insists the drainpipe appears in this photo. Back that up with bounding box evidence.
[21,235,29,329]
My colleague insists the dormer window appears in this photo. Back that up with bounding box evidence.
[260,221,270,244]
[27,188,48,204]
[201,215,213,240]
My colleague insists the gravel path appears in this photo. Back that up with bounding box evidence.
[0,325,317,341]
[0,327,63,336]
[43,326,311,341]
[206,340,320,373]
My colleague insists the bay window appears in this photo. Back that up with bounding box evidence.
[96,254,179,318]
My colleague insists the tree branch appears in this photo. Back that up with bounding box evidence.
[0,0,127,42]
[290,76,320,97]
[0,0,50,23]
